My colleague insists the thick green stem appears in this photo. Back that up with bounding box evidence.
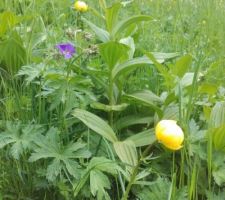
[108,73,114,126]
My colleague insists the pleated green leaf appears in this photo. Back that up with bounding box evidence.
[72,109,118,143]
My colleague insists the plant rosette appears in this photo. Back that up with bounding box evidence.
[155,120,184,150]
[74,1,88,12]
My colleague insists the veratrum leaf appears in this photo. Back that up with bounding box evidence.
[105,2,121,33]
[126,129,156,147]
[99,41,129,69]
[120,36,135,59]
[0,11,19,36]
[112,56,163,80]
[113,140,138,172]
[91,102,128,112]
[0,32,26,73]
[171,54,192,78]
[151,52,179,60]
[72,109,118,143]
[112,15,152,38]
[212,125,225,151]
[115,115,153,130]
[124,90,163,117]
[209,101,225,128]
[82,17,110,42]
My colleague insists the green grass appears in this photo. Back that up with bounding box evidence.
[0,0,225,199]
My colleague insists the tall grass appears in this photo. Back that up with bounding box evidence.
[0,0,225,199]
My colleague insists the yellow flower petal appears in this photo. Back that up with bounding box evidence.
[74,1,88,12]
[155,120,184,150]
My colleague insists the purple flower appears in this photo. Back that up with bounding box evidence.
[56,43,75,59]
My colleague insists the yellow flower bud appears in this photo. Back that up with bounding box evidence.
[155,120,184,150]
[74,1,88,12]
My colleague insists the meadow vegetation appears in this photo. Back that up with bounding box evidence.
[0,0,225,199]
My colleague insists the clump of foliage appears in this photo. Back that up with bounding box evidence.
[0,0,225,199]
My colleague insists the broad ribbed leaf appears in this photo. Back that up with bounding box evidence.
[0,32,26,73]
[82,17,110,42]
[115,115,153,130]
[105,3,121,33]
[112,56,163,80]
[112,15,152,38]
[88,157,120,174]
[113,140,138,172]
[120,36,135,59]
[210,101,225,128]
[126,129,156,147]
[99,41,129,69]
[72,109,118,142]
[91,102,128,112]
[124,90,163,117]
[151,52,179,60]
[212,126,225,151]
[0,11,19,36]
[171,54,192,78]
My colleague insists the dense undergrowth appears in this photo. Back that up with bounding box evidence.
[0,0,225,199]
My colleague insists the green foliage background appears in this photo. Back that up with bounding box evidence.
[0,0,225,199]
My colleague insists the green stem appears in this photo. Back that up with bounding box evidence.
[121,143,155,200]
[108,74,114,126]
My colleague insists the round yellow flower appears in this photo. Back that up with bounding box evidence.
[155,120,184,150]
[74,1,88,12]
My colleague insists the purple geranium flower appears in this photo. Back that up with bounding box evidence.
[56,43,75,59]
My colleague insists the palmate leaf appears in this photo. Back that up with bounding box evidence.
[17,63,45,84]
[90,170,111,200]
[206,190,225,200]
[29,127,91,181]
[0,121,44,159]
[211,152,225,186]
[41,70,95,114]
[136,178,187,200]
[74,157,120,199]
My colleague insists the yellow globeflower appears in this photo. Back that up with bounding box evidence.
[74,1,88,12]
[155,120,184,150]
